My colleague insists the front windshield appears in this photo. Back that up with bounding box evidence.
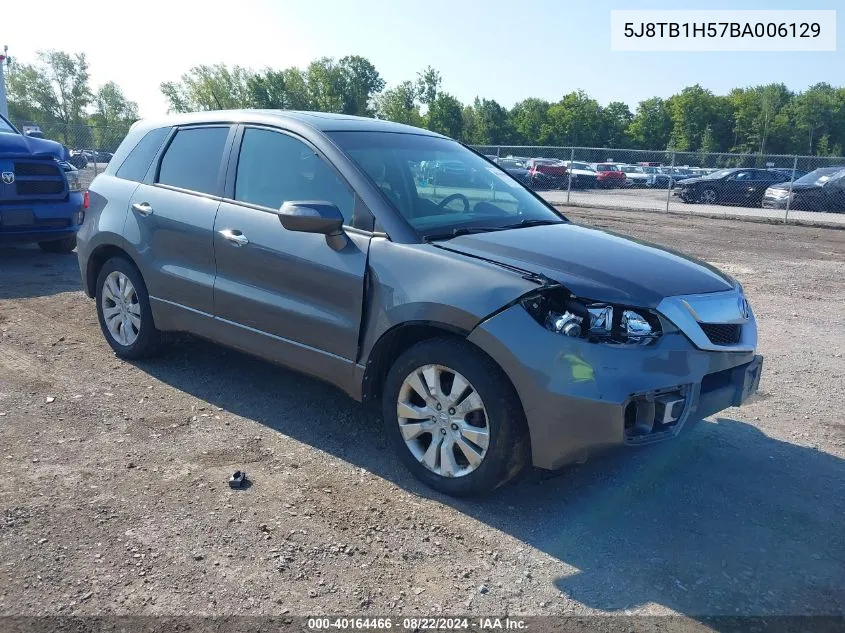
[0,116,18,135]
[329,131,565,237]
[706,169,734,179]
[794,167,845,186]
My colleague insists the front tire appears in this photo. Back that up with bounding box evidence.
[95,257,161,359]
[38,236,76,254]
[699,187,718,204]
[382,337,529,496]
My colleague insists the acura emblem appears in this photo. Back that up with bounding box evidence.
[1,172,13,185]
[738,296,750,320]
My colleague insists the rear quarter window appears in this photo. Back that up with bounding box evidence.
[115,127,171,182]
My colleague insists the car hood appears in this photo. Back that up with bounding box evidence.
[676,176,715,186]
[0,133,67,160]
[440,223,734,307]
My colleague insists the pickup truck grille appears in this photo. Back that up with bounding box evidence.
[700,323,742,346]
[0,158,67,205]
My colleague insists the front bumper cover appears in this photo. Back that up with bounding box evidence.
[468,303,762,470]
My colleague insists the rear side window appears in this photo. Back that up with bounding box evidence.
[115,127,170,182]
[157,127,230,195]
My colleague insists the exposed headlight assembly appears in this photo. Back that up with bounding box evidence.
[522,292,662,345]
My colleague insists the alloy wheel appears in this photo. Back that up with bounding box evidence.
[396,364,490,478]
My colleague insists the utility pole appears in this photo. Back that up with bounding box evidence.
[0,45,9,118]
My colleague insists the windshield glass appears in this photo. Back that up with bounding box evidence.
[0,116,18,135]
[794,167,845,186]
[329,132,565,237]
[570,162,594,171]
[706,169,734,179]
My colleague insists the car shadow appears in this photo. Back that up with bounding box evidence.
[0,245,82,300]
[135,337,845,618]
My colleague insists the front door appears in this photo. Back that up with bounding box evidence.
[212,126,371,386]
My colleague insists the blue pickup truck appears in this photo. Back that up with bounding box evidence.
[0,113,87,253]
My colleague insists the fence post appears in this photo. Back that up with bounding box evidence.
[784,155,798,223]
[665,151,675,212]
[566,147,574,205]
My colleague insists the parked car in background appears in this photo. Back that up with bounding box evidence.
[77,110,763,496]
[69,149,90,169]
[0,112,87,253]
[525,158,569,189]
[675,168,789,206]
[619,165,651,187]
[762,166,845,213]
[496,157,531,186]
[767,167,809,181]
[591,163,627,188]
[560,161,598,189]
[646,167,696,189]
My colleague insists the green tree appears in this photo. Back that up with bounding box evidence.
[626,97,673,150]
[160,64,252,112]
[416,66,442,107]
[600,101,633,147]
[7,50,92,143]
[667,85,733,152]
[90,82,139,150]
[508,98,550,145]
[336,55,385,116]
[786,83,841,155]
[426,93,463,138]
[375,81,422,126]
[543,91,602,146]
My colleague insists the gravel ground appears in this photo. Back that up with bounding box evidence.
[0,208,843,625]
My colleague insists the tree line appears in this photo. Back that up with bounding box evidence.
[7,50,845,157]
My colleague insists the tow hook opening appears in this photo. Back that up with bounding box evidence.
[624,386,689,442]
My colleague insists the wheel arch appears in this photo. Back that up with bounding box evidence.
[84,241,141,298]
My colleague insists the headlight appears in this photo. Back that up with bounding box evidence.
[522,293,662,345]
[768,188,791,199]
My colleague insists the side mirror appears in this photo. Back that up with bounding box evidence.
[277,201,344,235]
[277,201,348,250]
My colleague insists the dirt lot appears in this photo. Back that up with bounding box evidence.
[0,209,843,623]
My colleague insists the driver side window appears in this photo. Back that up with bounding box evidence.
[234,128,355,223]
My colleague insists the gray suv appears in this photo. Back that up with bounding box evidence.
[77,111,763,496]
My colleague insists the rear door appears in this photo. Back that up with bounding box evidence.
[124,125,234,316]
[211,125,371,383]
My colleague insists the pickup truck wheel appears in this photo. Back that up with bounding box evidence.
[382,337,528,496]
[95,257,161,359]
[38,236,76,254]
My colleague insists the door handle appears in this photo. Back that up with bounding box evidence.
[219,229,249,247]
[131,202,154,216]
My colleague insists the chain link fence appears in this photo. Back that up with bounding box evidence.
[474,145,845,225]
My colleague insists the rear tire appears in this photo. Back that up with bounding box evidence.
[95,257,161,359]
[38,236,76,254]
[382,337,529,496]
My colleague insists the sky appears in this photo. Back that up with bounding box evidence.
[4,0,842,117]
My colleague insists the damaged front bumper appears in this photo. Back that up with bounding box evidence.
[467,303,763,470]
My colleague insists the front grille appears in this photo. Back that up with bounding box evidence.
[0,158,67,203]
[700,323,742,346]
[14,161,62,177]
[16,181,65,196]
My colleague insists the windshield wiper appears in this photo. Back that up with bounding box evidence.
[497,218,566,230]
[422,226,509,242]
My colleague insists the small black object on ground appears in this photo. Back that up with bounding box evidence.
[229,470,249,489]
